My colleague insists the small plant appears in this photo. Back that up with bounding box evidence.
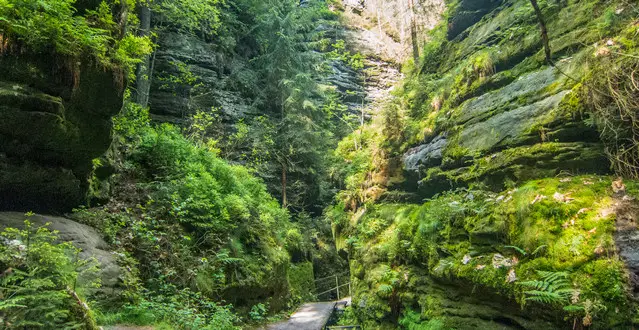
[249,303,269,321]
[504,244,547,258]
[0,219,100,329]
[519,270,577,306]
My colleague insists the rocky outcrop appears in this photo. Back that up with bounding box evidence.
[400,0,616,198]
[446,0,502,40]
[149,30,256,123]
[0,53,124,212]
[341,0,445,62]
[0,212,121,297]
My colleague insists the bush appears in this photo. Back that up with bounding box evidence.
[0,218,100,329]
[97,287,239,330]
[0,0,152,73]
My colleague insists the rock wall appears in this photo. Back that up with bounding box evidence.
[399,0,624,198]
[0,53,123,213]
[340,0,639,328]
[341,0,445,62]
[148,30,257,124]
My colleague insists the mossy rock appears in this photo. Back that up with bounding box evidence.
[0,53,123,212]
[447,0,503,40]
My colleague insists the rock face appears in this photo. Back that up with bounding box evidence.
[341,0,445,62]
[0,212,121,296]
[446,0,502,40]
[400,0,612,198]
[0,54,124,212]
[149,30,256,124]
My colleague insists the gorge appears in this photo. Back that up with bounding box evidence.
[1,0,639,329]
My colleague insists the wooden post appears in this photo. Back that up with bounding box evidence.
[335,275,340,300]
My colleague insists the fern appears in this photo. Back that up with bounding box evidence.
[531,245,547,256]
[504,245,527,256]
[519,271,575,306]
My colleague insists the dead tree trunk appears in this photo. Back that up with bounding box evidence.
[529,0,552,63]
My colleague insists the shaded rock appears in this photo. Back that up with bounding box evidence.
[459,91,569,152]
[326,59,366,106]
[0,53,124,212]
[149,31,255,123]
[447,0,503,40]
[455,67,558,126]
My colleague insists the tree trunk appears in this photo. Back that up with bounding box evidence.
[135,4,152,107]
[281,162,288,209]
[409,0,419,63]
[529,0,551,63]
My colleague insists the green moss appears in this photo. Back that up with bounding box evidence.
[346,176,637,328]
[287,262,316,304]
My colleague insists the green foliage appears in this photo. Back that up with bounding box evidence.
[80,93,302,323]
[287,262,316,304]
[519,270,575,305]
[339,177,635,327]
[0,218,100,329]
[0,0,152,73]
[328,39,365,70]
[399,310,445,330]
[249,303,268,321]
[97,287,239,329]
[153,0,223,37]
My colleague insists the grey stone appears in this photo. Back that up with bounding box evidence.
[404,134,448,172]
[0,212,121,296]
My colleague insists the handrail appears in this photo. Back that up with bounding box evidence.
[316,282,351,296]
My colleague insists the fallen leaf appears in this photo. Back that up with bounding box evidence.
[612,177,626,194]
[553,192,575,203]
[531,194,547,205]
[506,269,517,283]
[475,264,485,270]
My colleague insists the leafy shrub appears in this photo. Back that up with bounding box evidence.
[98,287,239,330]
[249,303,268,321]
[0,218,100,329]
[0,0,151,73]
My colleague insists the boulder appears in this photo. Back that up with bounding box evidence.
[0,212,121,297]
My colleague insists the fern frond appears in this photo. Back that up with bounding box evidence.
[563,305,585,312]
[524,290,563,304]
[532,245,547,256]
[504,245,527,256]
[519,280,549,291]
[521,270,576,307]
